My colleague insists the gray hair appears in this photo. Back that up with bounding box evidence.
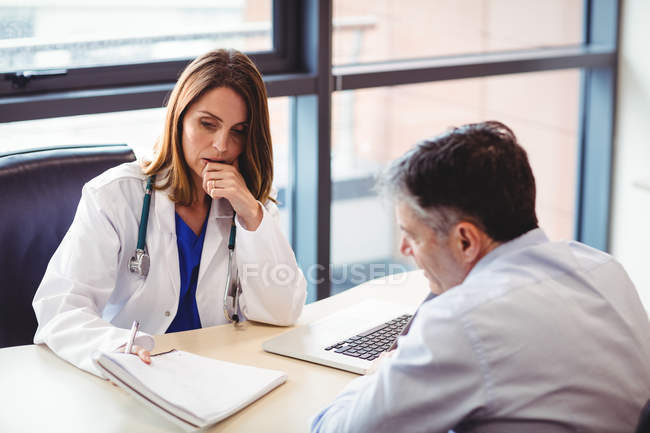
[376,155,461,237]
[376,121,537,242]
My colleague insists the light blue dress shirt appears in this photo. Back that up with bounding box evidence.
[312,229,650,433]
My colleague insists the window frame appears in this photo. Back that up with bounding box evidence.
[0,0,301,121]
[0,0,620,301]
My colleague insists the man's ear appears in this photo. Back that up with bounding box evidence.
[452,222,483,264]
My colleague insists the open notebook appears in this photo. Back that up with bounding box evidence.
[93,350,287,431]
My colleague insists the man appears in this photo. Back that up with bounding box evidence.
[311,121,650,433]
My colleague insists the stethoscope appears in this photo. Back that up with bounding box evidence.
[128,175,242,323]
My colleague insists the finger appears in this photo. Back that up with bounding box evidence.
[204,161,236,173]
[377,351,394,363]
[208,183,229,200]
[135,347,151,364]
[208,178,241,197]
[202,163,226,189]
[203,167,237,192]
[128,344,150,361]
[210,188,235,202]
[366,358,382,375]
[211,177,239,189]
[203,173,229,193]
[208,170,238,184]
[365,350,395,375]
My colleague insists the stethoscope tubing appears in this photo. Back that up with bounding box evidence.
[223,214,241,323]
[130,175,241,323]
[136,175,155,251]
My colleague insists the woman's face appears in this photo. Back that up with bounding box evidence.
[180,86,248,188]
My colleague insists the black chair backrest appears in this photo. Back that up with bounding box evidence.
[0,144,136,348]
[636,400,650,433]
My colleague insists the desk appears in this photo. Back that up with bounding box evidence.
[0,270,429,433]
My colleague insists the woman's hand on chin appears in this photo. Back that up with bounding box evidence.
[202,160,263,230]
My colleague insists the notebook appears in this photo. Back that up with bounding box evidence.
[93,349,287,431]
[262,299,415,375]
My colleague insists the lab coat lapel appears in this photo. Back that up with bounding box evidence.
[197,198,232,287]
[152,186,180,299]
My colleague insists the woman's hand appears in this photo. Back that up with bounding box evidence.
[108,345,151,386]
[115,344,151,364]
[202,161,262,230]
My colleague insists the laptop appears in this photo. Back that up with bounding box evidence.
[262,299,415,375]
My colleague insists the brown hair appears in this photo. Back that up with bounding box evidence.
[143,48,274,206]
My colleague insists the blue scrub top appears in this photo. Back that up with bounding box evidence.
[166,212,208,333]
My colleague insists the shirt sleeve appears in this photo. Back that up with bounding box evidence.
[310,303,487,433]
[234,199,307,326]
[32,184,154,376]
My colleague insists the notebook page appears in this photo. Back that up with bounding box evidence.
[104,351,287,420]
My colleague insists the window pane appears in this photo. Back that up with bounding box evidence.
[0,0,273,71]
[331,69,580,294]
[333,0,583,65]
[0,96,291,236]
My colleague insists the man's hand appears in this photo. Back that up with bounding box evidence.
[365,350,396,375]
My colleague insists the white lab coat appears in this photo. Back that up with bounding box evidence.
[33,161,306,375]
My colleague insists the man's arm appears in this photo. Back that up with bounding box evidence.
[311,307,487,433]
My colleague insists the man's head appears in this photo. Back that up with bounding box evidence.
[380,121,538,293]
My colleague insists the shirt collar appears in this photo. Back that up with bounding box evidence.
[465,228,549,282]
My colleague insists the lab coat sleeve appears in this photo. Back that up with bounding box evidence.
[310,307,487,433]
[32,184,154,376]
[235,200,307,326]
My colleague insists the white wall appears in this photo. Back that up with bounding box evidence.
[610,0,650,310]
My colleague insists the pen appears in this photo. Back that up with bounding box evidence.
[124,320,139,354]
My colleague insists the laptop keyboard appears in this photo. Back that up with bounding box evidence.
[324,314,413,361]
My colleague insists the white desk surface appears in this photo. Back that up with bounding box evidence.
[0,270,429,433]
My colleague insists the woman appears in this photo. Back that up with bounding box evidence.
[32,49,307,375]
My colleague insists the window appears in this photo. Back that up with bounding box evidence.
[0,1,273,71]
[0,1,620,301]
[330,69,580,291]
[333,0,584,65]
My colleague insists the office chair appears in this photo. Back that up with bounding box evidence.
[0,144,136,348]
[636,400,650,433]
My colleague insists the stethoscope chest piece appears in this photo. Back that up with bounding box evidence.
[129,248,150,277]
[129,175,155,278]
